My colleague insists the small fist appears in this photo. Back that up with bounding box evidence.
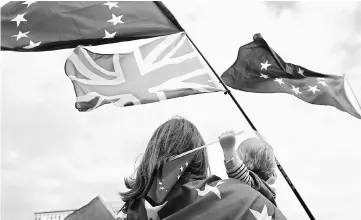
[218,130,236,151]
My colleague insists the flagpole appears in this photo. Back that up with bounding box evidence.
[343,73,361,110]
[170,130,245,161]
[185,33,316,220]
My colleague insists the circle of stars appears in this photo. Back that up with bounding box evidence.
[9,1,125,49]
[103,1,123,39]
[258,60,328,98]
[10,2,41,49]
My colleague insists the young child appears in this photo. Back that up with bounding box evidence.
[219,130,277,205]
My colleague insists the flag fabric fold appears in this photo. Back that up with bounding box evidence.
[64,196,116,220]
[68,152,287,220]
[146,151,198,205]
[65,32,224,111]
[117,150,287,220]
[221,33,361,119]
[1,1,182,51]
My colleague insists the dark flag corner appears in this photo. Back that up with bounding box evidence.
[1,1,183,51]
[146,151,198,205]
[221,33,361,119]
[64,195,116,220]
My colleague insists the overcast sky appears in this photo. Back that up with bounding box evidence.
[2,1,361,220]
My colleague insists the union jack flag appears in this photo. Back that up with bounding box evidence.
[65,32,224,111]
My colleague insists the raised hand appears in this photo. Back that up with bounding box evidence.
[218,130,237,161]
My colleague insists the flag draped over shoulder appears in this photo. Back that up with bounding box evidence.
[65,32,224,111]
[221,34,361,119]
[118,152,287,220]
[1,1,182,51]
[64,196,116,220]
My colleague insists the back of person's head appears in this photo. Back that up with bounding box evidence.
[120,116,209,208]
[237,137,277,183]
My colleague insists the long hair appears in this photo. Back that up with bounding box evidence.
[119,116,209,209]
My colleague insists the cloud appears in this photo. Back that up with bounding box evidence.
[264,1,299,16]
[333,4,361,74]
[2,1,361,220]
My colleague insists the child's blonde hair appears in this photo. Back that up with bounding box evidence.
[237,138,277,182]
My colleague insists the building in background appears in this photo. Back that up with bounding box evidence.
[34,210,74,220]
[34,201,124,220]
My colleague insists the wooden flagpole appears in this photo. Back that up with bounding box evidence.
[170,130,244,161]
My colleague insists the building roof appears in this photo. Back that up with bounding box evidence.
[34,210,74,215]
[34,201,124,215]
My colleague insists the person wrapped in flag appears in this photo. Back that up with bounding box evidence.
[118,116,287,220]
[219,131,277,206]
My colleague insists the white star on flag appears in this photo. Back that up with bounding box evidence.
[291,85,302,95]
[12,30,30,41]
[185,161,189,166]
[260,60,271,71]
[23,1,37,8]
[103,30,116,39]
[298,68,305,77]
[177,174,180,179]
[307,85,320,94]
[103,1,119,10]
[318,80,327,87]
[23,40,42,49]
[260,73,269,79]
[196,181,225,199]
[180,166,184,172]
[107,14,124,25]
[11,13,27,27]
[274,78,284,85]
[160,187,165,190]
[144,199,168,220]
[158,181,162,185]
[249,205,272,220]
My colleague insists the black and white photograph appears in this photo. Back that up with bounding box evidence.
[1,1,361,220]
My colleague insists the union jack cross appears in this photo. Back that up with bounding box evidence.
[65,32,224,111]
